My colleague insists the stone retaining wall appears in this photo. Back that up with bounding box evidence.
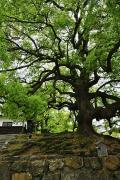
[0,155,120,180]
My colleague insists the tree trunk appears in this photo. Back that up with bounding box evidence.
[74,73,96,135]
[75,90,96,135]
[76,112,96,135]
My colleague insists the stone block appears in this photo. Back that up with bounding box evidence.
[0,162,10,180]
[64,157,83,169]
[30,160,45,175]
[104,156,120,171]
[49,159,64,171]
[42,172,61,180]
[84,157,101,170]
[10,160,29,172]
[12,173,32,180]
[61,170,80,180]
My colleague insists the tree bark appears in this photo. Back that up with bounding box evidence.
[76,111,96,135]
[74,74,96,135]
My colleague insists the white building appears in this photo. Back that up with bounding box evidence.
[0,118,27,127]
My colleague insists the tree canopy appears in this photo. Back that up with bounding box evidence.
[0,0,120,136]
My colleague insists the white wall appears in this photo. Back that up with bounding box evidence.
[0,118,27,127]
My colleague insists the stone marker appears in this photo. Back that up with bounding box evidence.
[96,142,108,157]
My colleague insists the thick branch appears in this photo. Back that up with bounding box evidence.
[106,40,120,72]
[89,70,100,87]
[4,15,44,24]
[90,91,120,102]
[53,80,75,98]
[94,101,120,120]
[96,80,120,92]
[9,24,39,51]
[6,35,56,62]
[6,37,40,57]
[83,0,89,8]
[0,59,38,73]
[45,22,63,56]
[71,2,82,49]
[48,100,77,111]
[30,69,56,94]
[45,0,73,11]
[45,0,64,10]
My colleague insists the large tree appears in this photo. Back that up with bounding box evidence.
[0,0,120,135]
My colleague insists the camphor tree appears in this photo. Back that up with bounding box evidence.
[0,0,120,136]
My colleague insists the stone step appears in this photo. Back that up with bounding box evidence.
[0,141,9,148]
[0,135,15,149]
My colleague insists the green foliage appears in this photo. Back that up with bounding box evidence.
[47,109,73,133]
